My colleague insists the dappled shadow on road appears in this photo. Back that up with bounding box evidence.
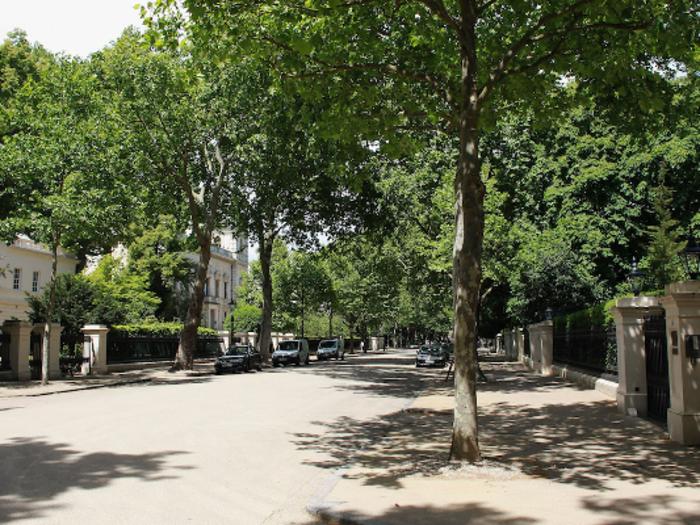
[294,351,442,400]
[293,409,452,487]
[581,493,700,525]
[478,398,700,492]
[295,358,700,495]
[346,502,536,525]
[0,437,190,523]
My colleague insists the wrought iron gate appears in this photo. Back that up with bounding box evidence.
[644,314,670,421]
[30,332,42,380]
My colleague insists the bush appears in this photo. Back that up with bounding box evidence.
[110,323,219,338]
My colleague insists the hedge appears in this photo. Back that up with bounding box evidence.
[110,323,219,338]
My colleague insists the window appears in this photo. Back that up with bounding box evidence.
[32,271,40,293]
[215,279,220,298]
[12,268,21,291]
[224,282,229,300]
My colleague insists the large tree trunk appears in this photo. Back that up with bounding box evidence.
[450,14,484,462]
[258,232,274,362]
[174,238,212,370]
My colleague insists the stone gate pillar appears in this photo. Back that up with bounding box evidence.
[528,321,554,375]
[82,325,109,375]
[2,320,32,381]
[610,296,663,418]
[659,281,700,445]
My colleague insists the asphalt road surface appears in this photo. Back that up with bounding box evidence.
[0,349,439,525]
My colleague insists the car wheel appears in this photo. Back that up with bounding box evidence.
[296,356,301,366]
[305,354,310,365]
[242,362,249,373]
[256,361,263,371]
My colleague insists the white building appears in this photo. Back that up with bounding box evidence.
[0,236,80,325]
[193,229,249,331]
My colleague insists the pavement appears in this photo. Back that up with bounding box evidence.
[306,357,700,525]
[2,355,700,524]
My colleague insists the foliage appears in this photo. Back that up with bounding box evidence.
[86,254,160,323]
[110,323,218,338]
[0,29,51,140]
[225,303,262,334]
[643,165,686,288]
[126,216,196,321]
[26,273,102,335]
[553,298,619,332]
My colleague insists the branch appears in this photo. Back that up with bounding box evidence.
[257,34,458,113]
[477,0,652,107]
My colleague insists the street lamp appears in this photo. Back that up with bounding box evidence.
[545,307,553,321]
[228,297,237,347]
[627,257,646,297]
[681,233,700,280]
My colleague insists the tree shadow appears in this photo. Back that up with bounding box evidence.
[356,502,537,525]
[0,437,190,523]
[294,359,700,496]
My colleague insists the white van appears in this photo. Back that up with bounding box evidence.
[272,339,310,366]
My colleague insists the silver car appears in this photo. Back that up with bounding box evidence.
[316,339,344,361]
[272,339,310,366]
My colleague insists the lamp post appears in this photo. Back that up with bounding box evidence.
[627,257,646,297]
[228,297,237,348]
[682,233,700,280]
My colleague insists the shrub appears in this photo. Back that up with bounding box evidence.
[110,323,218,338]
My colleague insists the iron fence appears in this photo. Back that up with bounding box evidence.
[107,335,223,364]
[553,325,618,378]
[0,332,10,371]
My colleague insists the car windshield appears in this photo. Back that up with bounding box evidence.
[319,341,337,349]
[419,346,442,355]
[278,341,299,351]
[225,346,249,356]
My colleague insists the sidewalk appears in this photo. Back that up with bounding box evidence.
[308,360,700,525]
[0,363,214,398]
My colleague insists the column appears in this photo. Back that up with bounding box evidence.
[610,296,663,417]
[659,281,700,445]
[528,321,554,375]
[81,325,109,375]
[2,320,32,381]
[48,324,64,380]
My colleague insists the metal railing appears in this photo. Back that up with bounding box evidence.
[553,325,618,378]
[106,335,223,364]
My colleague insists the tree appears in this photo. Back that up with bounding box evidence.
[126,216,196,322]
[152,0,697,460]
[0,55,136,384]
[645,165,686,288]
[94,31,266,370]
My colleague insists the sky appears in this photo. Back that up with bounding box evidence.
[0,0,147,57]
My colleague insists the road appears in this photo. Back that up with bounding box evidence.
[0,349,440,525]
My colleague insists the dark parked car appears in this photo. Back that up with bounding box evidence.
[215,345,263,374]
[415,345,448,368]
[316,339,344,361]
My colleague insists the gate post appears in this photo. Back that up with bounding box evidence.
[82,325,109,375]
[659,281,700,445]
[528,321,554,375]
[611,296,663,418]
[1,320,32,381]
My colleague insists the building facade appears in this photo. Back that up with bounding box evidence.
[0,236,79,325]
[191,230,249,331]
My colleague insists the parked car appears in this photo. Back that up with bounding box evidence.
[415,345,448,368]
[316,339,344,361]
[215,345,263,374]
[272,339,310,366]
